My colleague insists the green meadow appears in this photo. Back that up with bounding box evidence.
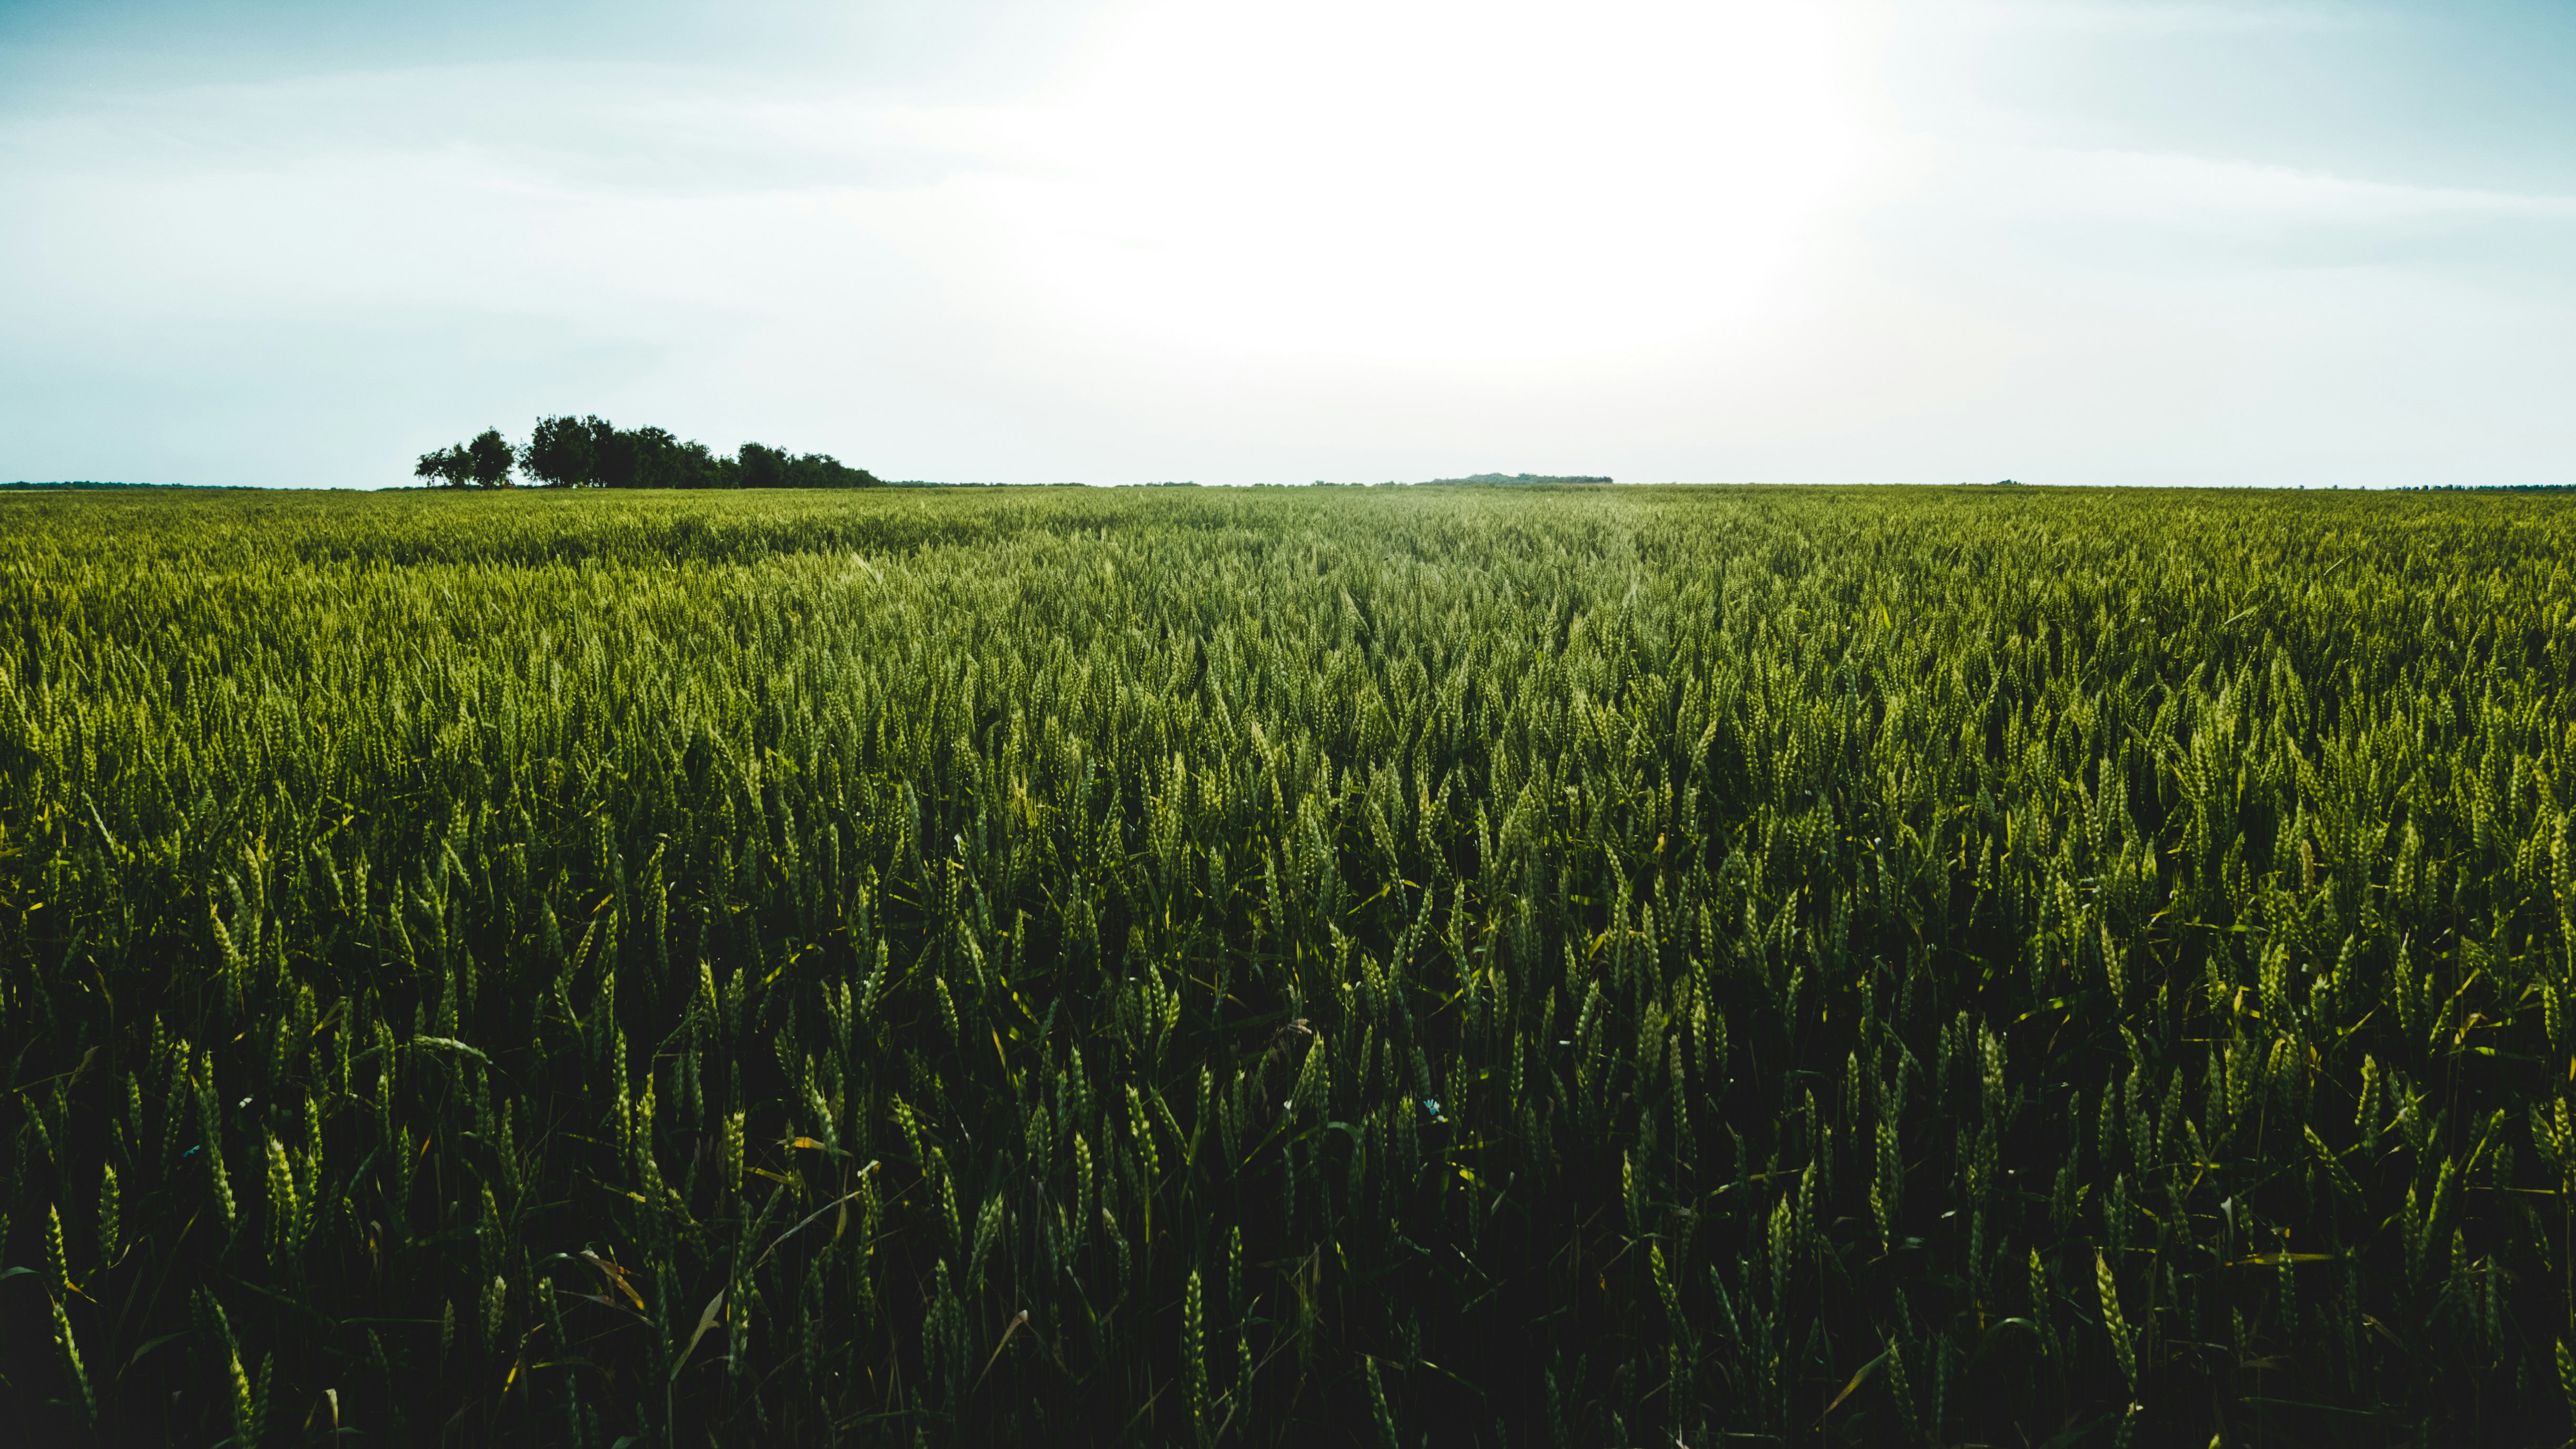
[3,483,2572,1445]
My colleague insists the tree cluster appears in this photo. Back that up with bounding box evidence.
[416,417,879,489]
[412,428,518,488]
[1420,472,1615,486]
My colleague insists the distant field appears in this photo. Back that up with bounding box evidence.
[3,484,2572,1445]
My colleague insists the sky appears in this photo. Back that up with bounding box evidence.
[2,0,2572,488]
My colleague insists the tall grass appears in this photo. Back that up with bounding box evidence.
[1,483,2571,1444]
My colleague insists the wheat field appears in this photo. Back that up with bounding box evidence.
[2,483,2571,1445]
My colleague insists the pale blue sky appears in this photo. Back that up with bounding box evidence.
[4,0,2571,486]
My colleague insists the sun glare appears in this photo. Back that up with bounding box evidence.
[962,0,1868,363]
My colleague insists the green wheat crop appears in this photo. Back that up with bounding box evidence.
[1,482,2572,1444]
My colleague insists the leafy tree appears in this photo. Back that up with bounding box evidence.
[742,444,879,488]
[625,427,683,488]
[465,428,516,488]
[417,417,872,489]
[784,453,880,488]
[682,438,725,489]
[619,429,732,489]
[632,427,676,486]
[669,438,727,489]
[589,420,639,489]
[522,415,598,487]
[740,442,789,490]
[414,445,472,488]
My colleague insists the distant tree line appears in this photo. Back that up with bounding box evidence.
[1,481,193,489]
[415,418,880,489]
[1416,473,1614,486]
